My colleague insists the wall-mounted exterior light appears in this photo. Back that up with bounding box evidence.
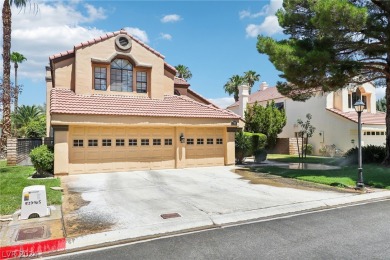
[180,133,185,143]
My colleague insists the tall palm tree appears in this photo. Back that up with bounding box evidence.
[243,70,260,94]
[11,51,27,113]
[224,75,243,102]
[175,64,192,80]
[2,0,33,152]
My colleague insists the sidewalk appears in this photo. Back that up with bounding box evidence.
[1,166,390,259]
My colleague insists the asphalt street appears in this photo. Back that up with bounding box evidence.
[48,199,390,260]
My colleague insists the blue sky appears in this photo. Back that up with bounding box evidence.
[8,0,385,109]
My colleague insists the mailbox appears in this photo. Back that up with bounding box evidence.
[20,185,50,220]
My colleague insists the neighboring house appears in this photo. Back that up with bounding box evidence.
[227,82,386,155]
[46,30,240,175]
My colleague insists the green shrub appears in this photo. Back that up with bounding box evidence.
[235,131,251,164]
[25,116,46,138]
[344,145,386,164]
[30,145,54,175]
[304,144,314,155]
[244,132,267,155]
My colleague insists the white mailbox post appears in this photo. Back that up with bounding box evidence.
[20,185,51,220]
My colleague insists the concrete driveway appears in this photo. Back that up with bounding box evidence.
[61,166,361,249]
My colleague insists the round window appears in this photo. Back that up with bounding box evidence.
[115,35,132,50]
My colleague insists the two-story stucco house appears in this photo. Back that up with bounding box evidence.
[46,30,240,175]
[227,82,386,155]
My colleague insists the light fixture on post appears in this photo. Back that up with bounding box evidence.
[354,99,365,190]
[180,133,185,143]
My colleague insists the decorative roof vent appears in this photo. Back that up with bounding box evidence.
[115,34,132,51]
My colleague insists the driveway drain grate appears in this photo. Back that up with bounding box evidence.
[16,226,46,241]
[161,213,181,219]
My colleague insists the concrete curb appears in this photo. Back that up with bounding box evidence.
[0,238,66,260]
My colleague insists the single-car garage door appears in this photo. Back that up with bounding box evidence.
[69,126,175,173]
[185,128,225,167]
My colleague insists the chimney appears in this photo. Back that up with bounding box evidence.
[238,84,249,118]
[260,81,268,91]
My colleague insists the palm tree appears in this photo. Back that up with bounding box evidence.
[243,70,260,94]
[12,105,42,137]
[224,75,243,102]
[11,51,27,113]
[2,0,34,152]
[175,64,192,80]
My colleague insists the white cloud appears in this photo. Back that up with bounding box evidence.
[83,3,106,22]
[6,1,108,81]
[160,33,172,40]
[243,0,283,37]
[124,27,149,43]
[246,16,283,37]
[208,97,235,109]
[161,14,181,23]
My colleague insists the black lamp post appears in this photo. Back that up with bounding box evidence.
[354,99,365,189]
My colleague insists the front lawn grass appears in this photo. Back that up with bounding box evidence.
[267,154,343,165]
[252,164,390,189]
[0,160,61,215]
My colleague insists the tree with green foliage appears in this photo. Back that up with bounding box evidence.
[25,115,46,138]
[257,0,390,165]
[243,70,260,94]
[12,104,42,137]
[235,130,251,164]
[224,75,244,102]
[10,51,26,113]
[297,113,316,159]
[2,0,37,154]
[244,100,286,148]
[377,97,386,112]
[174,64,192,80]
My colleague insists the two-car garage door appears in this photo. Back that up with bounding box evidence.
[68,126,225,173]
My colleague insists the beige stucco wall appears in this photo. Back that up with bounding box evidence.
[53,58,75,90]
[73,34,172,99]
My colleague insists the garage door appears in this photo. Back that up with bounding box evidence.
[69,126,175,173]
[185,128,225,167]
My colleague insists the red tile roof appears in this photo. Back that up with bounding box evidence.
[174,77,190,86]
[327,108,385,125]
[50,30,165,60]
[50,88,240,119]
[227,87,285,108]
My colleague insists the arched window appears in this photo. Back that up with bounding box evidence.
[110,59,133,92]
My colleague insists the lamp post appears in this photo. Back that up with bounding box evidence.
[354,99,365,189]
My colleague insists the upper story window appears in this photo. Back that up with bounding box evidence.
[110,59,133,92]
[94,67,107,91]
[136,71,147,93]
[348,92,367,109]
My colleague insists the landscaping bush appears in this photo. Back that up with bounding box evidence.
[236,131,267,163]
[344,145,386,164]
[304,144,314,155]
[29,145,54,176]
[235,131,251,164]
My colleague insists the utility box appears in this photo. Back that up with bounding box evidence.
[20,185,50,220]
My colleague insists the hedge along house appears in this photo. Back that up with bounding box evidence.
[46,30,241,175]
